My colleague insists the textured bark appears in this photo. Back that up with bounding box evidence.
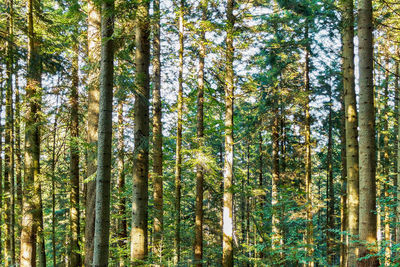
[396,48,400,251]
[271,99,280,251]
[152,0,163,263]
[15,65,22,266]
[357,0,378,265]
[304,23,314,267]
[340,101,348,267]
[69,43,81,267]
[20,0,42,265]
[340,0,359,264]
[173,0,184,264]
[383,56,390,266]
[0,66,4,266]
[84,1,101,265]
[5,0,15,264]
[117,99,127,266]
[92,0,114,265]
[194,1,207,266]
[326,91,334,265]
[130,0,150,263]
[51,98,59,267]
[222,1,234,266]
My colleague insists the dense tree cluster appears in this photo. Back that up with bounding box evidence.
[0,0,400,266]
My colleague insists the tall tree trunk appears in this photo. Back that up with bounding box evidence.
[326,89,334,265]
[116,99,127,266]
[152,0,163,263]
[271,97,280,252]
[396,47,400,253]
[383,56,390,266]
[194,1,207,266]
[222,0,235,266]
[20,0,42,265]
[340,0,359,264]
[84,1,101,265]
[304,22,314,267]
[358,0,378,265]
[92,0,114,265]
[174,0,184,264]
[340,100,348,267]
[69,42,81,266]
[0,67,4,266]
[130,0,150,263]
[51,96,59,267]
[5,0,15,264]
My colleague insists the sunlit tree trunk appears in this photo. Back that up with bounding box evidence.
[304,22,314,267]
[92,0,114,265]
[340,0,359,264]
[152,0,163,263]
[222,0,235,266]
[173,0,184,264]
[358,0,378,264]
[20,0,42,265]
[84,1,101,265]
[0,66,4,266]
[130,0,150,263]
[340,100,348,267]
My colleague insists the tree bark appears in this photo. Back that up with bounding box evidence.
[84,0,101,265]
[339,0,359,264]
[69,41,81,267]
[152,0,163,263]
[5,0,15,264]
[92,0,114,265]
[222,0,235,266]
[173,0,184,264]
[326,88,334,265]
[130,0,151,263]
[194,1,207,266]
[20,0,42,265]
[358,0,378,265]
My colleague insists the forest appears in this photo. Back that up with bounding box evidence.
[0,0,398,266]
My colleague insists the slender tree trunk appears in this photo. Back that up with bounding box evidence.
[84,0,101,265]
[69,42,81,266]
[174,0,184,264]
[222,1,235,266]
[15,68,22,264]
[194,1,207,266]
[92,1,114,265]
[130,0,150,263]
[116,99,127,266]
[358,0,378,265]
[396,47,400,254]
[340,94,348,267]
[271,98,280,251]
[326,89,334,265]
[5,0,15,264]
[383,56,390,266]
[51,96,59,267]
[152,0,163,263]
[304,22,314,267]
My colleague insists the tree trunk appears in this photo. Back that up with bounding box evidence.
[222,1,235,266]
[69,42,81,267]
[152,0,163,263]
[174,0,184,264]
[383,56,390,266]
[340,0,359,264]
[130,0,150,263]
[340,94,348,267]
[0,66,4,266]
[51,96,59,267]
[326,89,334,265]
[271,98,280,252]
[194,1,207,266]
[92,0,114,265]
[84,0,101,265]
[5,0,15,264]
[304,22,314,267]
[358,0,378,265]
